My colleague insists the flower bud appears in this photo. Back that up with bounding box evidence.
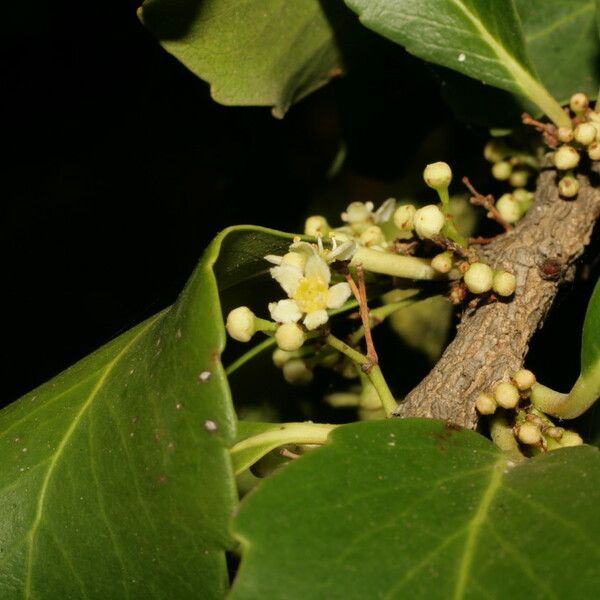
[283,358,313,385]
[275,323,305,352]
[226,306,257,342]
[588,142,600,161]
[574,123,597,146]
[545,426,564,440]
[304,215,330,237]
[325,392,360,408]
[492,270,516,297]
[464,262,494,294]
[483,140,508,163]
[569,92,589,114]
[413,205,445,239]
[553,145,580,170]
[393,204,416,231]
[496,193,522,224]
[423,161,452,189]
[512,369,536,391]
[517,423,542,445]
[431,251,453,274]
[512,188,533,207]
[558,175,579,198]
[509,169,529,188]
[560,430,584,447]
[359,225,386,247]
[491,161,512,181]
[557,127,573,143]
[475,392,497,415]
[272,348,296,368]
[342,202,373,225]
[494,382,520,409]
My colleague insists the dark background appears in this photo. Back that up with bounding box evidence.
[3,1,598,410]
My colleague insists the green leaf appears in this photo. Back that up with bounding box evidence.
[344,0,570,127]
[139,0,352,117]
[0,225,296,598]
[582,278,600,378]
[517,0,600,104]
[232,419,600,598]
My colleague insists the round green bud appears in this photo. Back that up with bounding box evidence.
[304,215,330,237]
[431,251,453,274]
[517,422,542,446]
[553,145,580,170]
[558,175,579,198]
[483,140,507,163]
[464,262,494,294]
[512,369,536,391]
[574,123,597,146]
[475,392,497,415]
[272,348,296,368]
[512,188,534,207]
[282,358,313,385]
[275,323,305,352]
[569,92,589,114]
[491,161,512,181]
[545,426,564,440]
[560,430,584,447]
[226,306,257,342]
[496,193,522,224]
[509,169,529,188]
[494,382,520,409]
[492,270,516,297]
[393,204,416,231]
[588,142,600,161]
[423,161,453,189]
[557,127,574,143]
[359,225,386,247]
[414,204,445,239]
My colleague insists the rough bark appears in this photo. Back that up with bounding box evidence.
[394,167,600,429]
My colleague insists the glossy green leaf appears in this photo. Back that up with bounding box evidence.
[232,419,600,598]
[0,225,296,598]
[582,278,600,377]
[139,0,351,117]
[344,0,570,127]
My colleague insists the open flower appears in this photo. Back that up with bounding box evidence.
[341,198,395,226]
[265,236,356,267]
[268,253,352,330]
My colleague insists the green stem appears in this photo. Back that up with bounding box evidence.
[489,414,526,463]
[225,337,276,376]
[351,247,446,280]
[325,334,398,417]
[230,422,337,475]
[255,317,277,333]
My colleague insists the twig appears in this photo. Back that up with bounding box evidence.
[521,112,560,147]
[431,235,480,263]
[462,176,513,232]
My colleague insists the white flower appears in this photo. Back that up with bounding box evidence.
[341,198,395,225]
[265,236,357,268]
[268,253,352,330]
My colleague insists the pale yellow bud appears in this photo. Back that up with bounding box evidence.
[491,161,512,181]
[226,306,256,342]
[558,175,579,198]
[283,358,313,385]
[413,205,445,239]
[475,393,497,415]
[431,251,453,274]
[359,225,386,247]
[512,369,536,391]
[342,202,373,225]
[393,204,416,231]
[553,145,580,170]
[509,169,529,188]
[588,142,600,161]
[324,392,360,408]
[574,123,597,146]
[464,262,494,294]
[483,140,508,163]
[272,348,296,368]
[513,188,533,207]
[496,193,522,224]
[423,161,452,189]
[275,323,305,352]
[557,127,573,143]
[569,92,589,114]
[492,271,516,297]
[517,423,542,445]
[494,382,520,409]
[545,426,564,440]
[560,431,584,447]
[304,215,330,237]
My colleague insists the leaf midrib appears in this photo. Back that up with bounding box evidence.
[23,313,163,599]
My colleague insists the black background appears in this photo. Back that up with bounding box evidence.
[3,1,598,410]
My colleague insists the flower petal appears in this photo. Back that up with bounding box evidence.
[303,309,329,330]
[326,282,352,309]
[328,240,357,262]
[289,241,317,259]
[304,255,330,285]
[264,254,283,265]
[269,300,302,323]
[374,198,396,223]
[270,264,302,296]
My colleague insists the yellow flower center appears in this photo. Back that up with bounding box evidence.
[293,277,329,313]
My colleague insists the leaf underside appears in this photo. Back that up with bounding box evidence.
[232,419,600,599]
